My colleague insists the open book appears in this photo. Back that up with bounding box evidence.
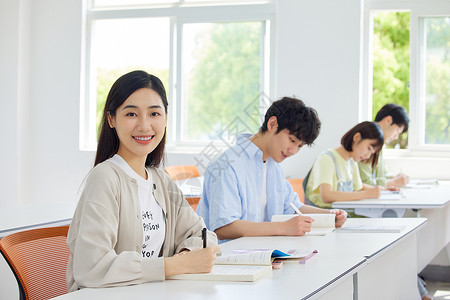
[167,248,316,282]
[216,248,318,265]
[271,214,336,236]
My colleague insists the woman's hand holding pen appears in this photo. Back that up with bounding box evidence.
[283,215,313,236]
[165,245,220,277]
[181,246,220,273]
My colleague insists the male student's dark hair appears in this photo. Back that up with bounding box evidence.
[260,97,321,145]
[374,103,409,133]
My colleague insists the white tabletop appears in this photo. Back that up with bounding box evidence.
[332,184,450,209]
[335,217,427,259]
[50,218,425,300]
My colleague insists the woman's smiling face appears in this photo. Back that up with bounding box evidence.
[108,88,166,163]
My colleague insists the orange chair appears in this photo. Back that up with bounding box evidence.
[165,165,201,210]
[0,225,70,300]
[186,198,200,212]
[287,178,305,203]
[164,165,201,181]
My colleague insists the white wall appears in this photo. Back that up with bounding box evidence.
[276,0,363,177]
[1,0,21,208]
[0,0,94,209]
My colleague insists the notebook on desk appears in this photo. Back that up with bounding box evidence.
[378,191,402,200]
[167,265,272,282]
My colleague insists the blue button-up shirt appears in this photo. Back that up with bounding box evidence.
[197,134,303,235]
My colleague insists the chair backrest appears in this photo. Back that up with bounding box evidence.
[286,178,305,203]
[187,197,201,212]
[0,225,70,300]
[165,165,201,181]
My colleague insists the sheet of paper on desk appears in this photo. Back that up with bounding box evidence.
[404,184,432,189]
[405,179,438,189]
[378,191,402,200]
[409,179,438,185]
[339,224,405,233]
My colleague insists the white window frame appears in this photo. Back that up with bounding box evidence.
[79,1,276,152]
[363,0,450,158]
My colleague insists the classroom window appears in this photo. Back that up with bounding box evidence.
[366,2,450,153]
[181,22,264,141]
[81,1,274,150]
[420,17,450,145]
[371,11,410,149]
[90,18,170,138]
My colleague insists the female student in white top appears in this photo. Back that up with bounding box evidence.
[66,70,220,292]
[304,121,384,209]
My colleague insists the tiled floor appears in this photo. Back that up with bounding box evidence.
[426,280,450,299]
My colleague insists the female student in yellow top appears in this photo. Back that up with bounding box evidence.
[304,121,384,208]
[66,70,220,292]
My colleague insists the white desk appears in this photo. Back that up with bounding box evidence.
[332,184,450,210]
[50,218,425,300]
[332,184,450,272]
[337,218,426,300]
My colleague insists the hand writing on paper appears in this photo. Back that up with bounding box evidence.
[330,209,347,228]
[181,246,220,273]
[365,186,382,199]
[165,245,220,277]
[392,173,409,187]
[283,215,313,236]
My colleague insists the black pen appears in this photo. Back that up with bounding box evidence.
[202,227,207,248]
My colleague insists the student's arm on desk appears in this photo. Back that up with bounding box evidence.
[319,183,381,203]
[386,173,409,189]
[214,217,313,240]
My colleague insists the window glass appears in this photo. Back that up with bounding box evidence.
[92,0,177,8]
[91,18,170,134]
[181,22,263,141]
[372,11,410,149]
[423,17,450,144]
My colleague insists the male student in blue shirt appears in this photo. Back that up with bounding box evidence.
[197,97,348,241]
